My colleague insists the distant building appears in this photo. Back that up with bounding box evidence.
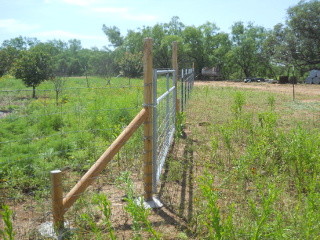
[201,67,221,80]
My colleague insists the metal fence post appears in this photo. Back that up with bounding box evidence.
[143,38,153,201]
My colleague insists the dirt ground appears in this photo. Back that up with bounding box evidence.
[194,80,320,100]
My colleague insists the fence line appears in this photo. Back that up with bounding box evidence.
[181,68,194,113]
[0,39,194,237]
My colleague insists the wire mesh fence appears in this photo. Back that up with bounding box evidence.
[152,70,176,193]
[0,65,194,238]
[180,68,194,113]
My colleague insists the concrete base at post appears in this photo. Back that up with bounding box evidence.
[39,221,76,239]
[135,196,163,209]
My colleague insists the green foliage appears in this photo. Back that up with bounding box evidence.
[175,111,186,138]
[92,193,117,240]
[231,91,246,117]
[116,171,161,240]
[265,0,320,74]
[286,0,320,68]
[198,173,224,239]
[2,1,318,81]
[12,48,53,98]
[0,76,144,195]
[229,21,269,78]
[102,25,124,48]
[185,85,320,239]
[0,205,15,240]
[119,51,143,79]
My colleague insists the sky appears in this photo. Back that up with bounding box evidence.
[0,0,302,49]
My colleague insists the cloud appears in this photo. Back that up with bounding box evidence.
[90,7,157,22]
[45,0,102,6]
[125,14,157,22]
[37,30,106,41]
[62,0,96,6]
[0,19,39,33]
[91,7,128,14]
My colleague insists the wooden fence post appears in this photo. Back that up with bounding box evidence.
[143,38,153,201]
[51,170,64,231]
[172,41,179,113]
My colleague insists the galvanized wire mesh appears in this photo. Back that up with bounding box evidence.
[152,70,176,192]
[180,68,194,113]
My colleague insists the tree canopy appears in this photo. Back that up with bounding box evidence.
[1,1,320,82]
[13,47,53,98]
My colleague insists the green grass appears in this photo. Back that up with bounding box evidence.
[0,76,146,198]
[171,85,320,239]
[1,77,320,239]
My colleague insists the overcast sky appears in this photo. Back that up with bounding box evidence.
[0,0,302,49]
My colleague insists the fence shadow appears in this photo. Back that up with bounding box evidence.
[158,130,195,230]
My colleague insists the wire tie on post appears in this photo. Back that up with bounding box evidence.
[143,136,153,140]
[142,103,155,108]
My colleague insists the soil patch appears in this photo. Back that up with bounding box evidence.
[194,81,320,100]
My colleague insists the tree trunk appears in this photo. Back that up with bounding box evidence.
[56,92,59,106]
[32,86,36,98]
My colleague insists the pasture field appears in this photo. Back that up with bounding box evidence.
[1,77,320,239]
[165,81,320,239]
[0,76,145,198]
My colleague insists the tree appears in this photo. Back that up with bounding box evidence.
[265,0,320,76]
[263,23,295,77]
[0,47,17,77]
[229,22,268,78]
[89,49,117,84]
[164,16,185,36]
[182,22,222,77]
[52,74,67,106]
[286,0,320,70]
[102,25,124,48]
[0,36,40,77]
[13,49,53,98]
[1,36,40,50]
[119,51,143,81]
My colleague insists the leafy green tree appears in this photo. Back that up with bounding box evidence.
[229,21,268,78]
[182,22,222,77]
[263,23,294,77]
[119,51,143,80]
[264,0,320,77]
[1,36,39,50]
[0,47,17,77]
[89,49,117,84]
[13,49,53,98]
[164,16,185,36]
[212,33,232,79]
[102,25,124,48]
[287,0,320,68]
[0,36,40,76]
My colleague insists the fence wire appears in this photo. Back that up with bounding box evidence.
[0,71,194,238]
[180,68,194,113]
[152,70,176,193]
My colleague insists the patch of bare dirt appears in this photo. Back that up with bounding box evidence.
[194,81,320,100]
